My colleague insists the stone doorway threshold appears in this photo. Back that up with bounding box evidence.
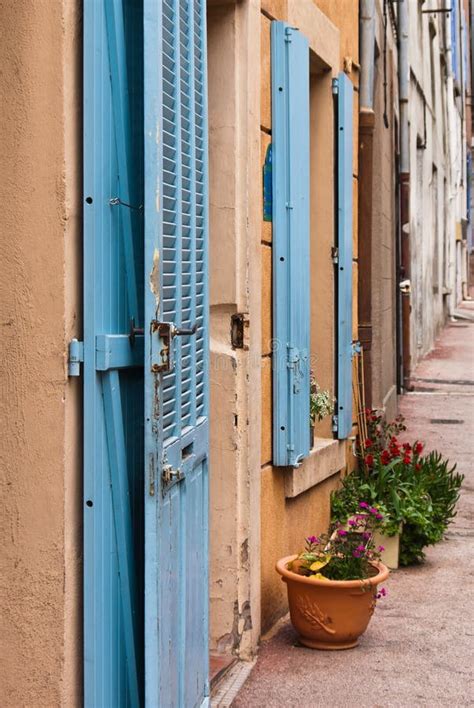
[210,657,256,707]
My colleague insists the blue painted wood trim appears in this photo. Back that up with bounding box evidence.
[102,370,140,707]
[104,0,139,321]
[336,72,354,440]
[271,21,310,467]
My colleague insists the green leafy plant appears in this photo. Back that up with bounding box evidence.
[331,409,464,566]
[310,370,334,425]
[290,509,386,582]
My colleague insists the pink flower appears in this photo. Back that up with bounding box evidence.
[337,529,348,537]
[378,545,385,552]
[348,519,357,527]
[362,532,371,540]
[359,501,369,509]
[307,535,319,544]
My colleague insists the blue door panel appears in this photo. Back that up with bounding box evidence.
[336,72,354,440]
[84,0,144,705]
[144,1,209,706]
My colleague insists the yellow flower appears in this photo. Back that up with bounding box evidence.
[309,555,331,571]
[308,572,329,581]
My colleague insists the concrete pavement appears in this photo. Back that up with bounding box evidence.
[233,307,474,708]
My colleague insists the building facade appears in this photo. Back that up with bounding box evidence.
[0,1,472,706]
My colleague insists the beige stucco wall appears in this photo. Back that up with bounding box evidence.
[259,0,359,631]
[370,4,398,419]
[208,0,262,659]
[0,1,81,704]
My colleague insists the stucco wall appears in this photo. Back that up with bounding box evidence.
[370,3,398,418]
[0,1,81,704]
[259,0,359,632]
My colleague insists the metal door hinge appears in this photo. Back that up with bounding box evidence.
[332,414,338,433]
[332,78,339,94]
[231,313,250,350]
[351,341,362,357]
[68,339,84,377]
[331,246,339,264]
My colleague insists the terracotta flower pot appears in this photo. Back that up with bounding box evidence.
[276,555,389,650]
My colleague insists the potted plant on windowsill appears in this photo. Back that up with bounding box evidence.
[276,511,389,650]
[309,370,334,448]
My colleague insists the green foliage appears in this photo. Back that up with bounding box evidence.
[331,410,464,566]
[399,452,464,564]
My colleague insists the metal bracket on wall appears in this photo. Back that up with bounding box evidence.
[68,338,84,377]
[351,341,362,358]
[231,313,250,350]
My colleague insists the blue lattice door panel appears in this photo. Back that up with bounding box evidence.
[143,1,210,705]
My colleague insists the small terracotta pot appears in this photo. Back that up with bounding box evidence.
[276,556,389,650]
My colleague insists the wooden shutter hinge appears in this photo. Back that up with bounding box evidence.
[68,338,84,377]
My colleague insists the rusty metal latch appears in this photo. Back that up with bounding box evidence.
[150,320,197,374]
[161,461,184,495]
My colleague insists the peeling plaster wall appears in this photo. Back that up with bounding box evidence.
[0,1,81,704]
[208,0,262,658]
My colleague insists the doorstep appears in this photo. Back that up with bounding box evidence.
[211,659,256,708]
[210,654,237,689]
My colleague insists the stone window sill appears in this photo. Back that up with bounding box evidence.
[284,437,346,498]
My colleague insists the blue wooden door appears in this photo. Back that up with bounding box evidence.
[144,2,210,707]
[83,0,144,705]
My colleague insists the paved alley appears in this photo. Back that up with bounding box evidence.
[233,306,474,708]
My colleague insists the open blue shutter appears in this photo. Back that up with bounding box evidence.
[83,1,144,705]
[336,72,354,440]
[271,22,310,467]
[144,1,209,705]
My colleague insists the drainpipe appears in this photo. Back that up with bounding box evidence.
[398,0,411,391]
[358,0,376,408]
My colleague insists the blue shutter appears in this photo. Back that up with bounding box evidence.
[144,1,210,706]
[83,1,144,705]
[335,72,354,440]
[271,22,310,467]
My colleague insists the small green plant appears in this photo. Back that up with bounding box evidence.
[290,508,386,582]
[331,409,464,565]
[310,370,334,425]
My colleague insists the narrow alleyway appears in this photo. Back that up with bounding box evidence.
[233,307,474,708]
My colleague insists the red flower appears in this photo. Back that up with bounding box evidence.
[403,442,411,451]
[381,450,391,465]
[414,442,424,455]
[416,463,421,471]
[364,438,373,449]
[403,454,411,465]
[390,436,398,444]
[365,454,374,467]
